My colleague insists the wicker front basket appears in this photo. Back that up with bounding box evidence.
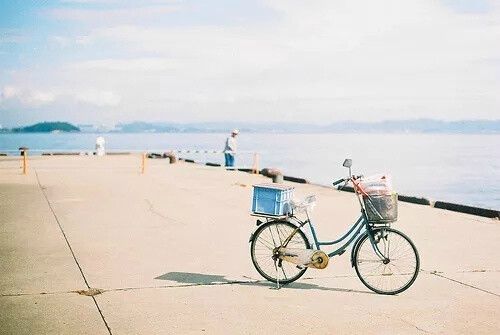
[363,193,398,223]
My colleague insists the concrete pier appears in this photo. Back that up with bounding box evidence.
[1,155,499,334]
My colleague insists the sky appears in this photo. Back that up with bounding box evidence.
[0,0,499,127]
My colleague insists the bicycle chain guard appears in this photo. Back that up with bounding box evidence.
[277,247,329,269]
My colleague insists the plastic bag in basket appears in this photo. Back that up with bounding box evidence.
[359,174,393,196]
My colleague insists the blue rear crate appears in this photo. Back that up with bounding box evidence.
[252,183,295,216]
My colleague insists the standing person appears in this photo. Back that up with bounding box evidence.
[224,129,238,167]
[95,136,105,156]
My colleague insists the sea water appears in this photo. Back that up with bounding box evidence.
[1,133,499,210]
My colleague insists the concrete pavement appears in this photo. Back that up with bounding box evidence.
[1,155,499,334]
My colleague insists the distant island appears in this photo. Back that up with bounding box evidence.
[1,122,81,133]
[78,119,500,134]
[1,119,499,134]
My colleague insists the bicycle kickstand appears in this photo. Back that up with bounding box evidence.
[274,261,280,290]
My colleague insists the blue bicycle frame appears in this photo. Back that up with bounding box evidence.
[287,200,389,265]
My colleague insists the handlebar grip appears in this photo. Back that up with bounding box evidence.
[332,178,345,186]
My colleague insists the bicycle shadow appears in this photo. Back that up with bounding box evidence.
[154,271,375,295]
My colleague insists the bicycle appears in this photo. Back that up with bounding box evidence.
[249,159,420,295]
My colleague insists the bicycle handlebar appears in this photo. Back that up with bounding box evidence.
[333,175,364,186]
[332,178,345,186]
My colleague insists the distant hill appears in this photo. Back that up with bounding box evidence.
[117,122,179,133]
[101,119,500,134]
[2,119,499,134]
[11,122,80,133]
[320,119,500,133]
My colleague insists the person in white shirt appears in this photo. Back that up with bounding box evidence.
[224,129,238,167]
[95,136,105,156]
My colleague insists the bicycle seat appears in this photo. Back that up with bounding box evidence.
[290,195,316,213]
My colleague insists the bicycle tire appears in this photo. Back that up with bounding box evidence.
[353,227,420,295]
[250,221,311,284]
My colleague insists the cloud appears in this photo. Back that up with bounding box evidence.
[1,86,57,107]
[45,5,182,24]
[3,0,500,123]
[442,0,496,14]
[0,85,120,108]
[71,58,177,71]
[0,29,26,43]
[59,0,183,3]
[84,1,499,104]
[74,90,121,106]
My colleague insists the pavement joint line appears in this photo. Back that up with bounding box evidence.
[1,277,360,297]
[0,291,78,297]
[1,281,268,299]
[100,280,264,293]
[1,272,448,298]
[34,169,91,289]
[91,295,113,334]
[2,271,470,298]
[34,169,113,335]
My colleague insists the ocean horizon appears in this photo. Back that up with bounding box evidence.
[1,132,499,210]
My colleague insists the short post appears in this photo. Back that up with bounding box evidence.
[251,153,259,174]
[163,152,177,164]
[19,147,28,175]
[141,152,146,174]
[261,168,283,183]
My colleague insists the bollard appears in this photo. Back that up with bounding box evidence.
[163,152,177,164]
[261,168,283,184]
[19,147,28,175]
[141,152,146,174]
[251,153,260,174]
[272,174,283,183]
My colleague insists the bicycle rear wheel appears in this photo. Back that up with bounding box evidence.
[250,221,310,284]
[354,227,419,295]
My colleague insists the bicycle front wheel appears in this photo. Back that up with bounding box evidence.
[354,227,419,295]
[250,221,310,284]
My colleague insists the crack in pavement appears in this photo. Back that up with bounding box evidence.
[458,269,500,273]
[398,317,435,334]
[145,199,186,225]
[420,268,500,297]
[430,272,500,298]
[367,311,435,334]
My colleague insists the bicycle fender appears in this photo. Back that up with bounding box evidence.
[249,220,307,245]
[249,219,267,242]
[350,232,368,267]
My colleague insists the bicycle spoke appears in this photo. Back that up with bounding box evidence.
[255,237,276,250]
[354,228,419,294]
[281,266,288,280]
[268,226,277,247]
[251,222,309,284]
